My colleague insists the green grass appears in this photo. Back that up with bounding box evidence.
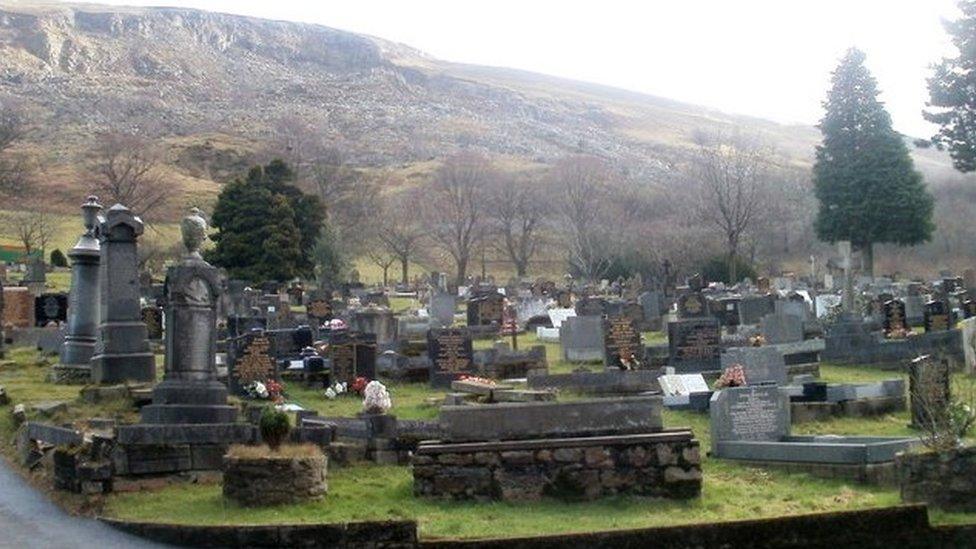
[4,344,976,540]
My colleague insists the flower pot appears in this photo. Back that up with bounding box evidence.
[897,446,976,512]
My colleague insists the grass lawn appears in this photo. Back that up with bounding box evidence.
[3,343,976,540]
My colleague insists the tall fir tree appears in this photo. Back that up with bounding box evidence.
[813,48,934,276]
[207,160,323,282]
[925,0,976,172]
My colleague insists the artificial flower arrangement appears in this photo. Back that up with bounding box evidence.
[714,364,747,389]
[324,381,347,400]
[748,334,765,347]
[362,380,393,415]
[457,374,497,386]
[245,378,286,404]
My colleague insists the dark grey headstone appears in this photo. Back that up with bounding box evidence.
[428,327,474,387]
[760,313,803,344]
[721,346,787,385]
[560,315,605,362]
[667,318,721,372]
[709,385,790,454]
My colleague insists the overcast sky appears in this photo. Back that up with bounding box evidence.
[77,0,961,137]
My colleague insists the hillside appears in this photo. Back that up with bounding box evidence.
[0,0,958,221]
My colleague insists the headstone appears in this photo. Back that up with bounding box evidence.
[560,315,605,362]
[141,213,237,425]
[34,293,67,327]
[720,346,787,385]
[760,313,803,344]
[141,305,163,341]
[428,327,475,387]
[229,330,276,396]
[91,204,155,384]
[677,292,709,319]
[305,291,334,324]
[326,330,377,384]
[658,373,710,396]
[639,290,663,324]
[709,385,790,454]
[603,315,642,369]
[667,318,721,372]
[883,299,907,333]
[739,295,775,325]
[713,297,742,327]
[429,293,456,328]
[348,306,396,346]
[574,296,607,317]
[924,300,952,333]
[467,292,505,327]
[2,287,34,328]
[909,355,951,429]
[547,308,575,329]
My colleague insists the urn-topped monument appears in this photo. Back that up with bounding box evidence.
[141,208,236,424]
[58,196,103,382]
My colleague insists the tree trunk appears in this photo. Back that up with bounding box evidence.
[862,242,875,280]
[382,265,389,287]
[515,260,527,278]
[727,238,739,284]
[455,255,468,287]
[400,257,409,285]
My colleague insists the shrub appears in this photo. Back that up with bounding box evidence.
[259,408,290,452]
[50,249,68,267]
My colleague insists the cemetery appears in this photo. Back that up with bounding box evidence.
[0,198,975,546]
[1,4,976,543]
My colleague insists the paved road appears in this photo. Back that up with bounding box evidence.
[0,461,173,548]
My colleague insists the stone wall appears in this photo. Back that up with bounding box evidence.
[898,447,976,511]
[223,454,328,506]
[413,430,700,501]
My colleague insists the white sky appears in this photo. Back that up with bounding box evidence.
[76,0,961,137]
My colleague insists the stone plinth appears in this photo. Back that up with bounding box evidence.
[60,196,103,374]
[898,447,976,511]
[413,430,701,501]
[223,450,328,506]
[438,397,663,443]
[91,204,155,384]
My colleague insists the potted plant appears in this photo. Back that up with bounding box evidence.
[259,407,291,451]
[897,370,976,511]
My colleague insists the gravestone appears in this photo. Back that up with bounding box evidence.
[228,330,276,396]
[760,313,803,344]
[639,290,663,329]
[467,292,505,326]
[924,300,951,333]
[721,346,787,385]
[713,297,742,327]
[326,330,377,384]
[603,315,642,369]
[34,293,68,327]
[909,355,951,429]
[226,315,267,339]
[305,291,334,324]
[709,385,790,454]
[429,293,456,328]
[560,315,605,362]
[428,327,475,387]
[658,373,710,396]
[349,306,396,346]
[667,318,721,373]
[883,299,907,333]
[574,296,607,317]
[141,216,237,425]
[91,204,156,384]
[22,256,46,296]
[739,295,775,325]
[677,292,709,319]
[63,206,107,371]
[2,287,33,328]
[142,306,163,341]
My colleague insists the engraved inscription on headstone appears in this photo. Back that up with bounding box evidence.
[230,333,275,395]
[428,327,474,387]
[668,318,721,372]
[603,315,642,369]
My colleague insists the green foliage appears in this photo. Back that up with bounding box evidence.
[311,222,347,285]
[49,249,67,267]
[925,1,976,172]
[813,48,934,251]
[700,255,756,284]
[258,408,290,452]
[207,160,325,282]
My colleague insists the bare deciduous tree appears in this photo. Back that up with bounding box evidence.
[88,132,172,221]
[423,152,493,286]
[375,190,426,285]
[10,198,55,257]
[690,129,773,282]
[308,147,377,255]
[550,154,614,281]
[486,174,548,278]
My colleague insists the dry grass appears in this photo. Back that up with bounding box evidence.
[225,443,323,460]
